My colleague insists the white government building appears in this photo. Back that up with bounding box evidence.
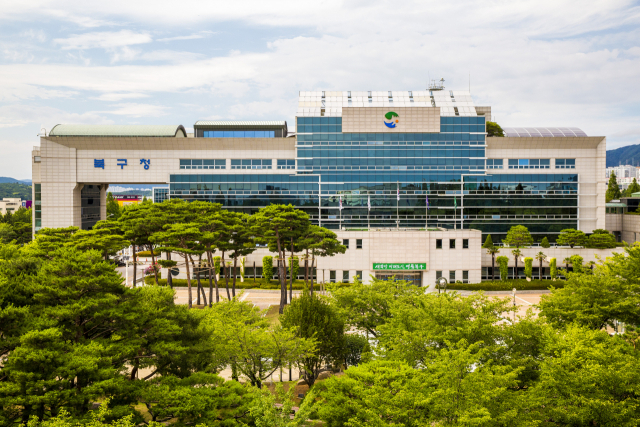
[32,87,623,285]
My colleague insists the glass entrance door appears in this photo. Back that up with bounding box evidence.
[374,271,423,287]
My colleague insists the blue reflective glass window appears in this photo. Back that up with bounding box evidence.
[518,159,529,166]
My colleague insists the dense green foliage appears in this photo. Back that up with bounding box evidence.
[503,225,533,248]
[623,177,640,197]
[6,198,640,426]
[587,231,617,248]
[0,207,31,244]
[0,183,31,199]
[262,256,273,283]
[550,257,557,278]
[607,144,640,167]
[524,257,533,278]
[444,279,564,291]
[496,255,509,280]
[486,121,505,137]
[540,236,550,248]
[280,291,344,387]
[606,171,622,202]
[557,228,587,248]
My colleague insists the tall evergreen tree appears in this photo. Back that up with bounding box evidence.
[606,172,622,202]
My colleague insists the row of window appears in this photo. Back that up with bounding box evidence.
[297,133,486,142]
[231,159,273,170]
[180,159,296,170]
[342,239,363,249]
[297,140,485,146]
[555,159,576,168]
[508,159,551,169]
[202,131,276,138]
[487,159,576,170]
[169,173,578,184]
[180,159,226,170]
[278,159,296,169]
[435,238,469,249]
[295,116,486,125]
[435,270,470,283]
[327,270,363,283]
[297,125,486,134]
[297,148,486,158]
[34,183,42,230]
[299,165,486,172]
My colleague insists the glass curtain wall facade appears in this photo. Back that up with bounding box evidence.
[168,115,579,241]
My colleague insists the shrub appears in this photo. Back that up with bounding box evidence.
[213,256,221,276]
[137,250,161,257]
[496,256,509,280]
[288,256,299,279]
[445,279,564,291]
[587,233,616,249]
[570,255,584,273]
[262,256,273,284]
[550,258,557,279]
[503,225,533,248]
[524,257,533,279]
[143,277,319,289]
[540,237,550,248]
[556,229,587,248]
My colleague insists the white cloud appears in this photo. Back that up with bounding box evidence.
[139,50,205,63]
[157,32,215,42]
[0,0,638,179]
[100,103,168,117]
[94,92,150,101]
[53,30,152,50]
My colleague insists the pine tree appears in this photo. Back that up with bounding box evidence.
[605,172,622,202]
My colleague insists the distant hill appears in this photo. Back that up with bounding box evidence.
[0,183,32,200]
[0,177,31,185]
[607,144,640,168]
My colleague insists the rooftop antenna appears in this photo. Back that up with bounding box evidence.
[429,78,445,91]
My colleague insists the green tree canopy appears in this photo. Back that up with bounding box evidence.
[486,121,505,137]
[280,291,344,387]
[330,277,422,338]
[249,204,310,313]
[606,171,622,202]
[556,228,587,248]
[503,225,533,248]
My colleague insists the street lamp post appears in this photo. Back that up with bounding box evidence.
[512,287,517,321]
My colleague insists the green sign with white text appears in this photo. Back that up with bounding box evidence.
[373,263,427,270]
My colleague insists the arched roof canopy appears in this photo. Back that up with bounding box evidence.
[49,124,187,137]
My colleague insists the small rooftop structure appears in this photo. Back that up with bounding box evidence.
[502,127,587,137]
[49,124,186,137]
[193,121,288,138]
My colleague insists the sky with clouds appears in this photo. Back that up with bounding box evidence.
[1,0,639,179]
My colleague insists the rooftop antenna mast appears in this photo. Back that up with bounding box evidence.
[429,77,445,91]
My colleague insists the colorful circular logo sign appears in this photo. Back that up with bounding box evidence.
[384,111,399,128]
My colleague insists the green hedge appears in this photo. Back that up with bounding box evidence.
[137,250,161,257]
[441,279,565,291]
[143,277,329,290]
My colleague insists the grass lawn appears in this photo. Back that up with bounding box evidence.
[264,304,281,325]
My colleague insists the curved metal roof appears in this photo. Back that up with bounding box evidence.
[49,124,187,137]
[194,121,286,127]
[502,127,587,137]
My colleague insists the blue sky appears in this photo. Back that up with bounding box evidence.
[1,0,639,179]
